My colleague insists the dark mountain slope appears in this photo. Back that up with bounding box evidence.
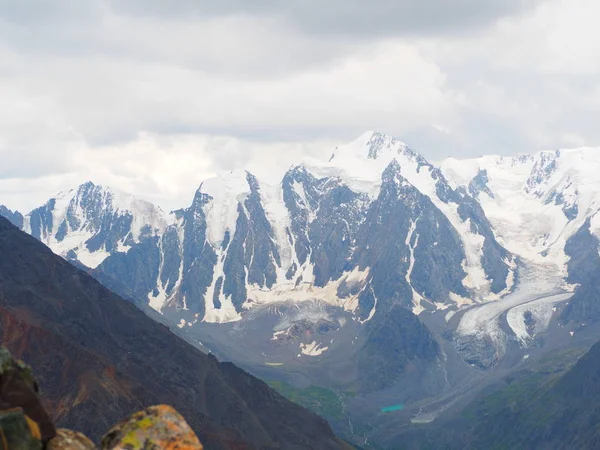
[391,342,600,450]
[0,216,348,450]
[461,341,600,450]
[560,218,600,324]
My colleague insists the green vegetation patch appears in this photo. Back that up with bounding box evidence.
[267,381,347,422]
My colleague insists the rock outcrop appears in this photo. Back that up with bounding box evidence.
[47,430,96,450]
[0,347,205,450]
[0,408,43,450]
[102,405,203,450]
[0,347,55,445]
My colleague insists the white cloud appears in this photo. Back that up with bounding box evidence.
[0,38,449,141]
[1,0,600,211]
[0,36,451,211]
[405,0,600,156]
[492,0,600,75]
[0,132,340,213]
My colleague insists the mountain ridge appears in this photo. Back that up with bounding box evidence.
[0,215,349,449]
[2,131,516,322]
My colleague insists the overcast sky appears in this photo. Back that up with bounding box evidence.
[1,0,599,211]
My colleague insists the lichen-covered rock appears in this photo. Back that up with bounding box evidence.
[101,405,203,450]
[0,407,43,450]
[47,429,97,450]
[0,348,55,442]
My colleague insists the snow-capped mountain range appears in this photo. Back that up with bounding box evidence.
[4,132,517,318]
[3,131,600,377]
[21,181,168,269]
[442,147,600,267]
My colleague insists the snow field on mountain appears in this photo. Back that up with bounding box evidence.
[259,181,299,283]
[204,248,242,323]
[444,149,600,346]
[201,171,252,248]
[405,219,425,315]
[25,183,167,269]
[442,147,600,266]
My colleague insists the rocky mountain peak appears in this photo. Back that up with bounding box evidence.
[0,205,23,229]
[329,131,417,164]
[21,181,168,268]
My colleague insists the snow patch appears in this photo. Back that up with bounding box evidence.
[449,292,473,308]
[299,341,329,356]
[201,171,251,248]
[246,266,370,313]
[203,247,242,324]
[405,219,426,315]
[260,182,296,281]
[271,330,287,341]
[358,286,378,324]
[148,234,168,312]
[76,248,111,269]
[451,218,487,296]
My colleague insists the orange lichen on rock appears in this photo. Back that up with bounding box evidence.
[0,348,206,450]
[101,405,204,450]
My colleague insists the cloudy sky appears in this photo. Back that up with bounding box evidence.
[1,0,599,211]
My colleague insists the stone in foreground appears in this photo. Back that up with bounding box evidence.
[0,347,55,444]
[101,405,203,450]
[47,429,97,450]
[0,408,42,450]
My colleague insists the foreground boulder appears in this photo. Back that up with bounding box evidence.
[0,408,42,450]
[101,405,203,450]
[47,429,97,450]
[0,347,55,445]
[0,347,205,449]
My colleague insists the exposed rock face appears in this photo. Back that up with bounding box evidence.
[467,169,494,199]
[0,206,23,229]
[561,218,600,324]
[358,305,441,394]
[101,405,203,450]
[351,161,468,318]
